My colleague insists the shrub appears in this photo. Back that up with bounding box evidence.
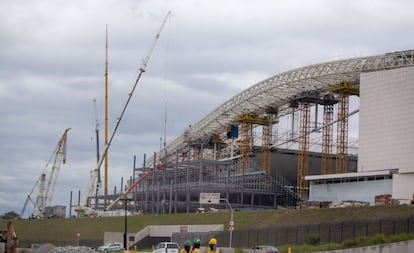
[368,234,385,245]
[388,233,411,243]
[342,239,357,248]
[354,236,367,246]
[304,233,320,245]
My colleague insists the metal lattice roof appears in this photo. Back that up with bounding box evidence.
[147,50,414,166]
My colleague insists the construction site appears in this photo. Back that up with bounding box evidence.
[19,12,414,219]
[73,50,414,217]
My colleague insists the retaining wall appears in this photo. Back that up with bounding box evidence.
[172,215,414,247]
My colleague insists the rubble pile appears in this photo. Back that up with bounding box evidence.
[48,246,98,253]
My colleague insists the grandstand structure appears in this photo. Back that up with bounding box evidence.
[119,50,414,214]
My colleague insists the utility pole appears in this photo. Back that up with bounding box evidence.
[220,198,234,248]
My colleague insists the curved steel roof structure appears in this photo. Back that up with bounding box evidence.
[148,50,414,166]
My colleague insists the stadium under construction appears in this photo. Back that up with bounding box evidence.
[79,50,413,216]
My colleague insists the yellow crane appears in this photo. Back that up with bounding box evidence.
[76,11,171,216]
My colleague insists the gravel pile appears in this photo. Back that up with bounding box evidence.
[47,246,99,253]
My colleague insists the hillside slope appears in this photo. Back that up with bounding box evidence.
[2,205,414,247]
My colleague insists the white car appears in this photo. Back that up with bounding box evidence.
[152,242,180,253]
[97,242,124,251]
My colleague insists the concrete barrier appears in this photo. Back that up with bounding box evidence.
[217,247,234,253]
[315,239,414,253]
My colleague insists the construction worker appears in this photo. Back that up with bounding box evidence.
[205,238,218,253]
[6,221,18,253]
[180,240,192,253]
[192,238,201,253]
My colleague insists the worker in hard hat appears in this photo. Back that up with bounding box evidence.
[180,240,192,253]
[192,238,201,253]
[205,238,219,253]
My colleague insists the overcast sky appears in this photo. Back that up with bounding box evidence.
[1,0,413,217]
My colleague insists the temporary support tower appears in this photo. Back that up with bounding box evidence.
[321,94,338,174]
[297,103,310,200]
[234,113,275,173]
[331,81,359,174]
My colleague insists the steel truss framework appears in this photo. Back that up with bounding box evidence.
[130,159,298,214]
[147,50,414,166]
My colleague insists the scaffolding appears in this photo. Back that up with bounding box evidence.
[297,103,310,200]
[239,120,252,173]
[321,94,338,174]
[262,122,271,173]
[331,81,359,173]
[336,95,349,173]
[234,113,275,173]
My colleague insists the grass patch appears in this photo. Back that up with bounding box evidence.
[278,233,414,253]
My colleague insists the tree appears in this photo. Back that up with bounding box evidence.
[1,211,20,220]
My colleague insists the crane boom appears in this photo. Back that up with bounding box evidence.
[105,163,164,211]
[93,99,102,200]
[32,174,46,218]
[142,11,171,70]
[76,11,171,215]
[20,175,40,217]
[24,128,71,219]
[105,163,165,210]
[44,128,70,207]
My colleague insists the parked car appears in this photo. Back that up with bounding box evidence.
[252,245,280,253]
[97,242,124,251]
[152,242,180,253]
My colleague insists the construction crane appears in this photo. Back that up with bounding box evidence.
[75,11,171,216]
[93,98,103,208]
[21,128,70,218]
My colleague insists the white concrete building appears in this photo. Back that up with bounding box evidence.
[308,65,414,204]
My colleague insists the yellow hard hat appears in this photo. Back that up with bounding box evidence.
[209,238,217,245]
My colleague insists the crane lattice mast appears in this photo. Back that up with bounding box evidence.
[30,128,70,218]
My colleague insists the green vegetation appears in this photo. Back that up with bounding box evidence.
[0,211,19,220]
[304,234,320,245]
[278,233,414,253]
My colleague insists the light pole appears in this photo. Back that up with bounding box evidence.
[122,192,133,250]
[220,198,234,248]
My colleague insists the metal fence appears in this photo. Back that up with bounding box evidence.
[173,215,414,247]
